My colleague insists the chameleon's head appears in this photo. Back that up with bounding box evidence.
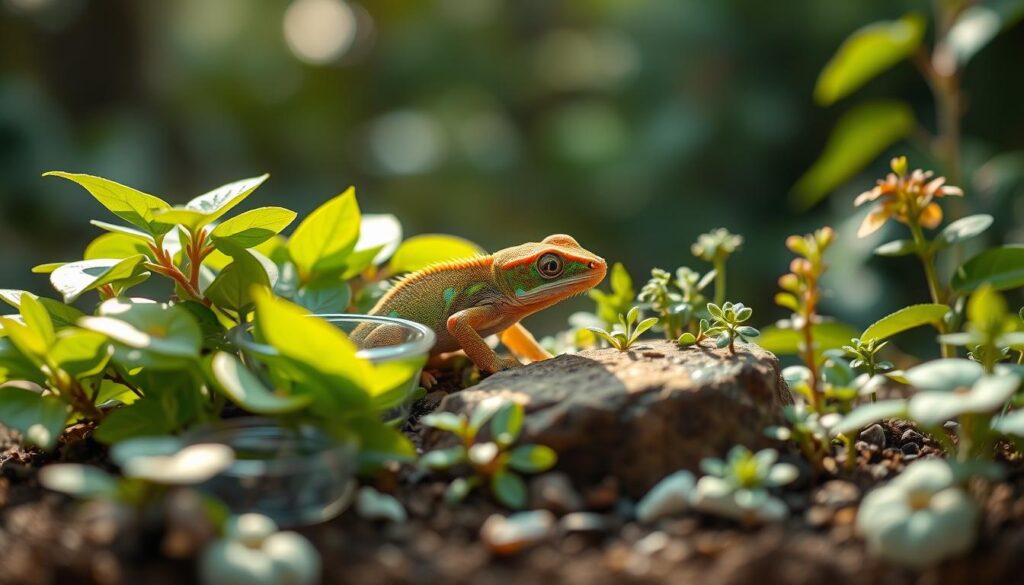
[493,234,607,310]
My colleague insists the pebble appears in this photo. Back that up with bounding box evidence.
[356,487,407,523]
[812,480,860,509]
[943,421,960,432]
[583,477,620,510]
[859,424,886,448]
[900,442,920,456]
[558,512,610,535]
[634,531,670,556]
[634,470,695,524]
[529,472,584,514]
[805,506,833,527]
[480,510,555,556]
[900,429,923,444]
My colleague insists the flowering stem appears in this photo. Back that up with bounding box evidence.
[908,221,954,358]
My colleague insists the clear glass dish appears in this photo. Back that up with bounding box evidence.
[185,418,358,527]
[234,314,436,424]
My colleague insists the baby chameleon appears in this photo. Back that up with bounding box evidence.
[351,234,607,380]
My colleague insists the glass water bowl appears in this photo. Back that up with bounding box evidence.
[234,313,436,424]
[186,418,358,527]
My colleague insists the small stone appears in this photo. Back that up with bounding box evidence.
[529,472,584,514]
[356,487,407,523]
[811,480,860,509]
[901,442,920,456]
[635,470,695,524]
[805,505,833,527]
[869,464,889,480]
[900,429,923,444]
[559,512,610,535]
[859,424,886,448]
[943,421,960,432]
[584,477,620,509]
[634,531,670,556]
[480,511,555,556]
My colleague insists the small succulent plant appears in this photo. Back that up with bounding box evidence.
[856,459,978,569]
[691,446,798,525]
[586,306,658,351]
[420,398,557,509]
[200,513,321,585]
[637,267,715,339]
[842,337,894,379]
[678,301,759,354]
[691,228,743,305]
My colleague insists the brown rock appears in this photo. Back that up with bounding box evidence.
[422,340,791,496]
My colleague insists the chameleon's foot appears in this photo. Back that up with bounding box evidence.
[482,356,522,375]
[420,370,439,389]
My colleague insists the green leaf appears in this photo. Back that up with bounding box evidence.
[830,399,909,437]
[253,291,372,409]
[420,412,467,435]
[38,464,119,499]
[94,398,175,444]
[814,14,925,105]
[862,304,950,342]
[205,352,311,414]
[89,219,154,242]
[387,234,483,274]
[932,214,994,252]
[210,206,297,248]
[183,174,268,226]
[968,285,1007,327]
[874,239,919,257]
[946,2,1024,67]
[19,295,55,350]
[44,172,172,235]
[84,232,149,260]
[490,402,524,447]
[952,245,1024,293]
[490,470,528,509]
[0,387,68,449]
[0,316,47,360]
[468,398,505,434]
[632,317,659,341]
[348,417,416,471]
[445,477,478,505]
[756,322,860,356]
[205,243,271,316]
[51,330,111,378]
[293,282,351,314]
[506,444,557,473]
[80,300,202,361]
[420,446,466,469]
[288,188,361,280]
[31,263,65,274]
[49,256,149,303]
[792,101,916,209]
[0,338,46,383]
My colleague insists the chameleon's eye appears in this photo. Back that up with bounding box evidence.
[537,253,563,279]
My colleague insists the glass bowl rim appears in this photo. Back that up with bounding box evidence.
[183,417,359,476]
[233,313,436,363]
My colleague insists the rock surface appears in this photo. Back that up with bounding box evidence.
[421,340,792,496]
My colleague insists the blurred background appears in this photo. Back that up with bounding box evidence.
[1,0,1022,341]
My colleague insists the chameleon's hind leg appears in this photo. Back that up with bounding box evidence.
[499,322,553,363]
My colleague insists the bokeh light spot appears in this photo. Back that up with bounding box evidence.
[283,0,357,65]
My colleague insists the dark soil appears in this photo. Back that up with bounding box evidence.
[4,376,1024,585]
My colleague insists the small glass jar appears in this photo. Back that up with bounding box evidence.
[235,314,436,424]
[186,418,358,527]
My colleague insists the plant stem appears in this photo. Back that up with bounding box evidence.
[908,222,954,358]
[713,259,726,306]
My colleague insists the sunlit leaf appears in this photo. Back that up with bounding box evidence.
[932,214,993,252]
[38,464,119,498]
[506,445,557,473]
[205,352,311,414]
[355,214,403,266]
[874,239,919,257]
[814,14,925,105]
[387,234,483,274]
[945,2,1024,67]
[490,402,524,447]
[205,242,271,316]
[288,188,361,280]
[491,470,528,509]
[952,245,1024,293]
[0,387,68,449]
[84,232,150,260]
[756,322,859,356]
[792,101,915,209]
[49,256,149,303]
[51,329,111,378]
[862,304,949,342]
[210,206,296,248]
[44,172,172,236]
[80,299,202,361]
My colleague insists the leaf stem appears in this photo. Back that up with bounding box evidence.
[713,258,726,306]
[908,222,954,358]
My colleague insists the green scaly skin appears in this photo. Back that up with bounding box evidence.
[351,234,607,374]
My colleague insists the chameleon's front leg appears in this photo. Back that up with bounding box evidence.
[447,306,521,374]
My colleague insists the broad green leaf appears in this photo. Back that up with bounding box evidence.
[150,208,208,231]
[31,263,65,274]
[387,234,483,274]
[355,214,403,266]
[792,101,915,209]
[340,245,385,280]
[49,256,149,303]
[490,470,528,509]
[420,412,467,434]
[0,289,36,309]
[80,299,201,360]
[0,338,46,383]
[814,14,925,105]
[19,295,55,350]
[0,387,68,449]
[0,292,82,330]
[288,188,361,279]
[830,399,908,436]
[506,444,557,473]
[756,322,859,356]
[491,402,524,447]
[420,446,466,469]
[874,239,919,257]
[253,291,372,407]
[210,206,296,248]
[946,2,1024,67]
[44,172,172,235]
[51,329,111,378]
[205,243,271,316]
[348,417,416,471]
[862,304,950,342]
[89,219,154,242]
[84,232,149,260]
[205,352,311,414]
[932,214,993,252]
[952,245,1024,292]
[94,398,175,444]
[968,285,1006,327]
[0,316,47,360]
[185,174,268,223]
[94,380,139,407]
[38,464,119,498]
[293,282,351,314]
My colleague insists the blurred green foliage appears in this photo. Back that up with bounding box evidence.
[2,0,1023,339]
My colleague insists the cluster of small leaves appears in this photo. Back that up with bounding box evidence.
[586,306,658,351]
[637,267,714,339]
[940,286,1024,373]
[678,302,758,354]
[691,228,742,305]
[420,400,556,509]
